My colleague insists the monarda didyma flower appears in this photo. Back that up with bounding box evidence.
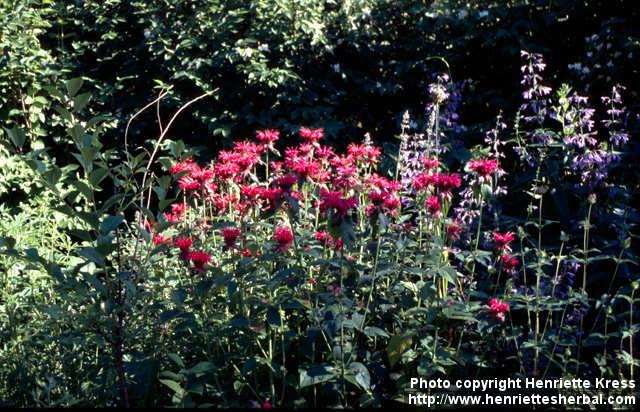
[274,226,294,251]
[487,298,510,322]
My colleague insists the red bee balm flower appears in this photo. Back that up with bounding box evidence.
[319,190,358,219]
[426,195,441,215]
[446,222,463,240]
[189,251,211,274]
[273,174,297,191]
[493,231,516,252]
[153,234,173,246]
[256,129,280,148]
[175,237,193,259]
[487,298,510,322]
[315,230,333,246]
[299,127,324,143]
[221,227,241,250]
[501,255,520,275]
[434,173,461,193]
[274,226,294,251]
[468,158,499,178]
[170,158,197,175]
[423,157,440,170]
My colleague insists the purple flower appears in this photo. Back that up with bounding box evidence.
[601,84,629,146]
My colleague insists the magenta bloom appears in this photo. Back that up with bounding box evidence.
[189,251,211,273]
[319,190,358,219]
[487,298,510,322]
[468,158,499,178]
[256,129,280,148]
[367,190,400,216]
[501,255,520,275]
[422,157,440,170]
[273,174,297,191]
[222,227,241,250]
[175,237,193,259]
[493,231,516,252]
[433,173,461,193]
[153,234,173,246]
[426,195,441,215]
[347,143,382,165]
[274,226,294,251]
[446,223,462,240]
[170,158,197,175]
[299,127,324,143]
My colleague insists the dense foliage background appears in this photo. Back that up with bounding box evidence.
[1,0,639,408]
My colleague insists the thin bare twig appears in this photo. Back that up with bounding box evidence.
[138,88,218,212]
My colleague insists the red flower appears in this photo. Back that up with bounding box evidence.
[175,237,193,253]
[413,172,436,191]
[258,187,285,210]
[493,231,516,252]
[178,174,201,192]
[214,161,241,180]
[315,145,335,158]
[315,230,333,246]
[262,399,274,409]
[501,255,520,275]
[468,158,499,178]
[366,174,402,192]
[285,156,321,181]
[274,226,294,251]
[170,203,189,216]
[222,227,241,250]
[327,284,342,296]
[319,190,358,219]
[433,173,462,193]
[426,195,441,215]
[273,174,297,191]
[164,202,189,223]
[446,222,463,240]
[347,143,381,165]
[152,234,173,246]
[487,298,510,322]
[189,251,211,273]
[170,158,197,175]
[240,184,263,205]
[192,166,215,183]
[423,157,440,170]
[299,127,324,143]
[256,129,280,148]
[367,190,400,216]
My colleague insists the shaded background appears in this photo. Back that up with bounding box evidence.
[3,0,638,155]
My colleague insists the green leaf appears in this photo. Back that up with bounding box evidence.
[299,365,336,388]
[72,180,94,201]
[347,362,371,391]
[100,215,124,236]
[89,167,109,187]
[72,92,92,113]
[266,306,282,327]
[168,353,185,368]
[386,334,413,367]
[189,362,215,375]
[78,247,105,266]
[159,379,183,394]
[66,78,84,98]
[364,326,389,338]
[3,126,26,148]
